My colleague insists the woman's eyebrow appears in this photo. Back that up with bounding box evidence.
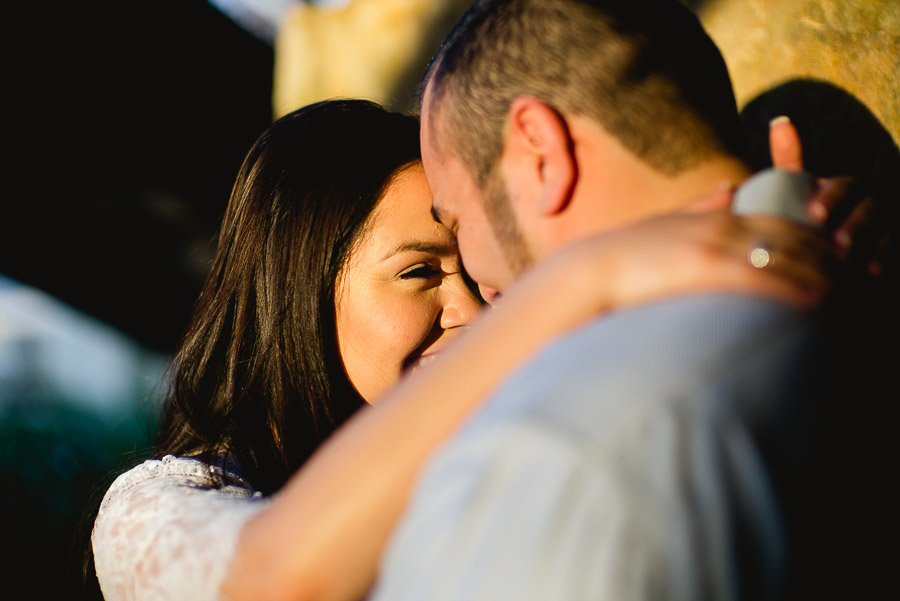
[381,240,458,261]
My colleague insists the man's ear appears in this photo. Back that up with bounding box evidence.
[503,96,577,216]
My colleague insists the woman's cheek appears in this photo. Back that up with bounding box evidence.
[391,296,439,356]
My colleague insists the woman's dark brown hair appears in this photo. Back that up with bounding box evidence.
[79,99,421,588]
[154,99,422,494]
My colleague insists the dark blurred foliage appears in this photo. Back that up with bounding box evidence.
[3,0,274,356]
[0,394,158,599]
[3,0,273,597]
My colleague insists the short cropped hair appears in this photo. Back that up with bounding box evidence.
[424,0,749,186]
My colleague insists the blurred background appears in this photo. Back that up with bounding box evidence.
[1,0,896,599]
[3,2,276,598]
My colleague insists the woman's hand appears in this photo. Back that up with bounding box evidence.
[494,207,832,355]
[769,115,890,276]
[509,117,881,336]
[587,210,826,305]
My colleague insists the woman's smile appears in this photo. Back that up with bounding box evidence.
[335,163,482,403]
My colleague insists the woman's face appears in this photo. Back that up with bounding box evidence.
[336,163,483,403]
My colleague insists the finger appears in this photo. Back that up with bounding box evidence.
[832,197,875,259]
[807,176,854,226]
[868,221,900,280]
[733,216,837,304]
[769,116,804,172]
[625,212,835,308]
[866,229,892,277]
[747,249,832,307]
[865,222,898,279]
[751,230,837,279]
[733,237,830,307]
[743,264,828,308]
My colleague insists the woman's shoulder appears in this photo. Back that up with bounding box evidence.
[92,455,269,601]
[98,455,260,515]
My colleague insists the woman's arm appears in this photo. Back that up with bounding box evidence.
[221,191,831,601]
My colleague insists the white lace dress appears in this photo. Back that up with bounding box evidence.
[92,455,269,601]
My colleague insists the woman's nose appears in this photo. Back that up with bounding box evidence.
[439,277,483,329]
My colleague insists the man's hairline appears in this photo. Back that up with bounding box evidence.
[421,74,454,169]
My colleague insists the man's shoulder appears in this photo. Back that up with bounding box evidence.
[370,294,819,601]
[541,291,804,365]
[464,292,813,445]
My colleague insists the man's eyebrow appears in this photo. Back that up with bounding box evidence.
[381,240,457,261]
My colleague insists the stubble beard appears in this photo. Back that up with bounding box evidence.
[482,171,534,279]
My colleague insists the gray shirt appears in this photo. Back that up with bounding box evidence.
[370,293,816,601]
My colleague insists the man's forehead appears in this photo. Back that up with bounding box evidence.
[419,82,452,164]
[419,87,469,231]
[419,79,438,133]
[423,154,459,233]
[419,111,452,198]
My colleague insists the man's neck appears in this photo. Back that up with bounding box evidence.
[569,146,752,239]
[533,113,754,259]
[643,155,753,214]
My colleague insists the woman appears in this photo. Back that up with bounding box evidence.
[90,99,829,601]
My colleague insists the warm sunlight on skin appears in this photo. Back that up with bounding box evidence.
[420,93,518,293]
[335,162,483,404]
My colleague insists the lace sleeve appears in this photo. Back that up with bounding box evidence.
[92,455,269,601]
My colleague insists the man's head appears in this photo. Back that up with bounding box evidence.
[420,0,750,291]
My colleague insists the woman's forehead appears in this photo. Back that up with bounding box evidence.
[365,167,455,254]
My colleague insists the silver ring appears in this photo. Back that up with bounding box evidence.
[748,243,773,269]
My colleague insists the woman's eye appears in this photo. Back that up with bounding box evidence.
[399,265,441,279]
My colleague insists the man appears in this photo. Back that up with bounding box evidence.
[369,1,844,599]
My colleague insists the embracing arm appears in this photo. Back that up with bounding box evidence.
[221,118,858,601]
[221,204,829,601]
